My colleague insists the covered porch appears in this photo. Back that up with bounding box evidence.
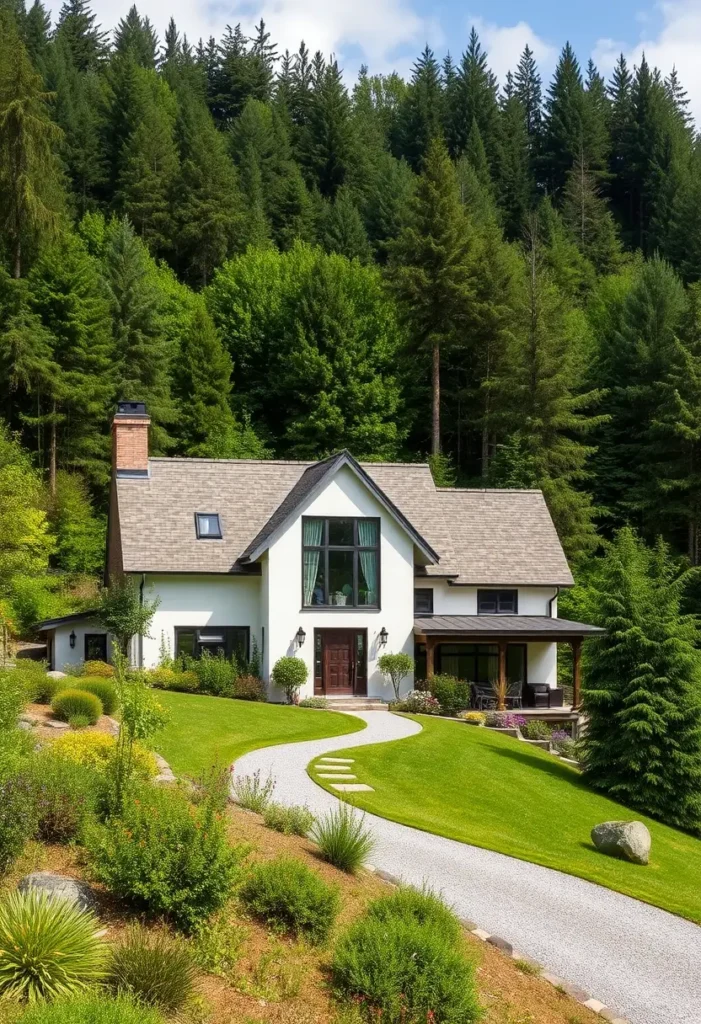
[413,614,604,711]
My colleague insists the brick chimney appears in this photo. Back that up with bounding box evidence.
[112,401,150,476]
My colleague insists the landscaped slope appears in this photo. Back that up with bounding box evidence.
[155,693,365,776]
[310,716,701,922]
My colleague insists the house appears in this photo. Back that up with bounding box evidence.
[37,402,602,704]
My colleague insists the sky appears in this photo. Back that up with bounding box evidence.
[46,0,701,122]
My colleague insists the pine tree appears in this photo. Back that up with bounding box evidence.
[562,150,622,274]
[101,218,175,452]
[321,187,372,262]
[497,88,533,239]
[393,46,443,171]
[300,60,355,198]
[0,15,65,277]
[390,137,476,455]
[447,28,500,168]
[50,469,105,575]
[608,54,633,231]
[114,5,159,68]
[54,0,107,72]
[540,43,585,195]
[363,151,414,263]
[514,44,542,141]
[23,0,51,68]
[581,528,701,833]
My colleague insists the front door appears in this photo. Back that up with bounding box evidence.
[315,629,367,696]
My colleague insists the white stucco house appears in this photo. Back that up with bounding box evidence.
[37,402,602,705]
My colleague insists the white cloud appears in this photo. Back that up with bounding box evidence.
[593,1,701,124]
[46,0,436,75]
[467,16,558,87]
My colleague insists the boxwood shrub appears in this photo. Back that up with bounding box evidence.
[74,678,118,715]
[52,689,103,725]
[83,661,114,678]
[239,856,339,942]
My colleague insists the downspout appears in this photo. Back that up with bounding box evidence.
[548,586,560,618]
[139,573,145,669]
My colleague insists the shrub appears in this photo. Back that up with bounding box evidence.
[0,890,107,1001]
[52,689,103,726]
[311,804,374,873]
[168,671,200,693]
[299,696,329,709]
[148,668,199,693]
[232,769,276,813]
[239,857,340,943]
[68,714,92,728]
[392,690,441,715]
[365,887,461,944]
[84,783,243,932]
[25,674,63,705]
[20,995,165,1024]
[191,913,246,980]
[0,727,34,785]
[192,650,237,697]
[0,671,28,729]
[0,774,37,871]
[83,661,114,678]
[460,711,486,725]
[74,679,117,716]
[7,662,49,703]
[263,802,315,837]
[332,907,480,1024]
[429,675,471,716]
[50,731,157,780]
[377,652,413,700]
[521,720,553,741]
[484,712,527,730]
[270,656,307,703]
[26,752,101,843]
[551,730,578,759]
[232,674,267,701]
[107,926,196,1012]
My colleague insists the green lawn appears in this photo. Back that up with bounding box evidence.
[155,692,365,777]
[309,715,701,923]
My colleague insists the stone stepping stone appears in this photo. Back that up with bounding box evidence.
[314,763,353,771]
[318,757,355,764]
[318,773,357,780]
[331,783,374,792]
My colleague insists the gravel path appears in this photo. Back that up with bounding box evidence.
[234,711,701,1024]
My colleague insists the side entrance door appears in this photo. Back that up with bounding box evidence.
[315,629,367,696]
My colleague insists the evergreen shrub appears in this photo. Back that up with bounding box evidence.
[52,689,102,725]
[428,675,471,716]
[74,678,117,715]
[83,661,114,678]
[107,926,196,1012]
[27,674,63,705]
[239,856,340,942]
[191,651,238,696]
[365,887,461,944]
[148,668,199,693]
[84,783,243,931]
[270,656,307,703]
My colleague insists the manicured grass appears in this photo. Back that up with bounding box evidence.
[154,691,365,777]
[310,715,701,923]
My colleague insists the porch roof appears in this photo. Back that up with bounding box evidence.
[413,615,604,641]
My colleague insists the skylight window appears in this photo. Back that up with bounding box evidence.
[195,513,222,539]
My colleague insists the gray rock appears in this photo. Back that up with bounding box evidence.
[591,821,651,865]
[46,670,67,679]
[18,872,97,912]
[45,719,70,730]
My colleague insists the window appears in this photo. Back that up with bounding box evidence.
[84,633,107,662]
[302,517,380,608]
[424,643,526,685]
[414,588,434,614]
[175,627,249,662]
[477,589,518,614]
[195,513,222,539]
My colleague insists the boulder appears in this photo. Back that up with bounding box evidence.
[18,872,97,912]
[46,670,67,679]
[591,821,651,865]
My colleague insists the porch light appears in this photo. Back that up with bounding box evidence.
[378,627,388,647]
[69,630,76,649]
[295,627,306,648]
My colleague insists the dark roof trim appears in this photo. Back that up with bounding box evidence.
[413,614,604,638]
[445,580,574,588]
[135,567,262,577]
[240,450,440,565]
[34,609,100,632]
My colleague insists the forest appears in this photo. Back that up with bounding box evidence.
[2,0,701,637]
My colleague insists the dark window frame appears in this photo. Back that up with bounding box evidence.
[477,589,518,615]
[84,633,107,662]
[302,516,381,609]
[195,513,223,539]
[174,626,249,662]
[414,588,434,614]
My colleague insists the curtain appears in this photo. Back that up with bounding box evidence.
[358,520,378,605]
[303,519,323,605]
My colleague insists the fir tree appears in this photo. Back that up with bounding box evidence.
[540,42,585,194]
[562,150,622,275]
[114,5,159,68]
[321,187,372,262]
[393,46,443,171]
[54,0,107,72]
[497,88,533,239]
[581,528,701,833]
[300,60,355,198]
[447,28,500,168]
[514,44,542,141]
[23,0,51,68]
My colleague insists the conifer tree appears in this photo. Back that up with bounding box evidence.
[562,150,622,275]
[363,151,414,263]
[497,88,533,238]
[50,469,105,575]
[540,43,585,194]
[114,5,159,68]
[581,528,701,833]
[514,45,542,141]
[24,0,51,68]
[447,28,500,167]
[321,187,372,262]
[394,46,443,171]
[464,118,491,192]
[608,54,633,228]
[300,60,355,198]
[54,0,106,72]
[390,137,475,455]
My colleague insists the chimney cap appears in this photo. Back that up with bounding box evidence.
[115,400,149,419]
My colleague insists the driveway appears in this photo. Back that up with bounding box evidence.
[234,710,701,1024]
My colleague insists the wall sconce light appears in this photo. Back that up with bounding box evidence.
[378,627,388,647]
[69,630,76,649]
[295,627,306,648]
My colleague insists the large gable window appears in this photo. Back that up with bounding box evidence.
[303,517,380,608]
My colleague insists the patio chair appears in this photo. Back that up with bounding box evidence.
[471,682,497,710]
[504,679,523,709]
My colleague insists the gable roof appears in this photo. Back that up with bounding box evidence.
[112,456,574,586]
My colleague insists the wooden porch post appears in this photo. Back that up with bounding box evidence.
[426,636,436,680]
[571,638,582,709]
[497,640,507,711]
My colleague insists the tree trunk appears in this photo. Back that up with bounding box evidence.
[481,427,489,478]
[431,341,440,456]
[13,237,21,280]
[49,401,57,498]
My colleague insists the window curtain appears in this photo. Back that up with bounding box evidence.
[358,520,379,605]
[303,519,323,605]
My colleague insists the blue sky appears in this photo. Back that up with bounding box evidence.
[48,0,701,121]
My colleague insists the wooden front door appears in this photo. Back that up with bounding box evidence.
[315,630,367,696]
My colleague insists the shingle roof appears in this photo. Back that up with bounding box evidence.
[414,615,602,637]
[114,457,574,585]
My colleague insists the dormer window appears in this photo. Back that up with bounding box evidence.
[195,513,222,539]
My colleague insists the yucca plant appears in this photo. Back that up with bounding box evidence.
[310,803,375,873]
[0,890,107,1002]
[107,925,196,1012]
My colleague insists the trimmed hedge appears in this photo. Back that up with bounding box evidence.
[51,689,103,726]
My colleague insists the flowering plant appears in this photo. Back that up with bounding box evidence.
[391,690,441,715]
[484,712,527,729]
